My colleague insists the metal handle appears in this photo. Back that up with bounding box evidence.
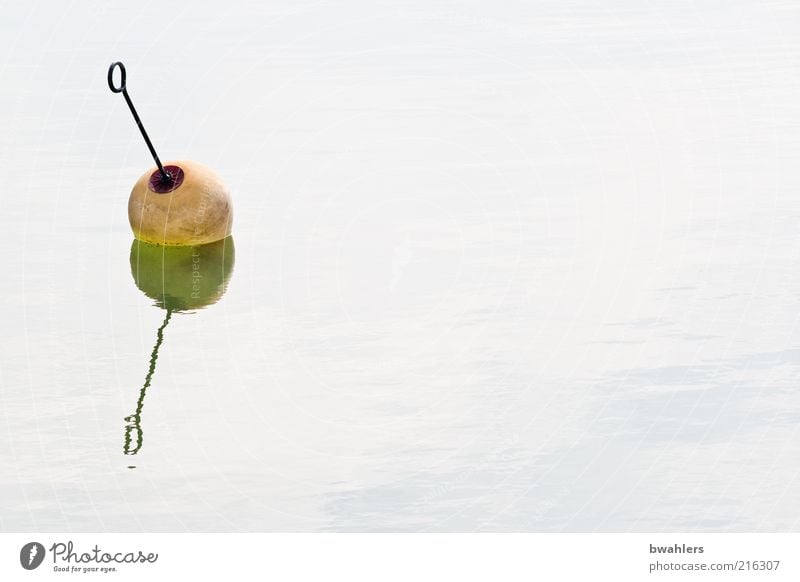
[108,61,171,183]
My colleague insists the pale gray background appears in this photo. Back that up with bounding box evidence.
[1,0,799,531]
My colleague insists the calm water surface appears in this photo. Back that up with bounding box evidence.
[1,0,799,531]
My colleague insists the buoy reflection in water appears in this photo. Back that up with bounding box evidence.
[123,237,235,460]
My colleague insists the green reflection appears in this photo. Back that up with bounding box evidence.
[124,237,235,460]
[129,236,236,311]
[123,309,172,457]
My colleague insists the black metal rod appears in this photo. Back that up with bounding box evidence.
[108,61,171,182]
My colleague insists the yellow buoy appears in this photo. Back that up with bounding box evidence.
[128,160,233,246]
[108,61,233,246]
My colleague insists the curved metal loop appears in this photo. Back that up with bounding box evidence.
[107,61,126,93]
[107,60,171,182]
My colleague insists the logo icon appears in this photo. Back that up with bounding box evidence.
[20,542,46,570]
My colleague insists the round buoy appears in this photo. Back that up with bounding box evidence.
[128,160,233,246]
[107,62,234,246]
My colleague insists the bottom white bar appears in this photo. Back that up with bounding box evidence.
[1,533,797,581]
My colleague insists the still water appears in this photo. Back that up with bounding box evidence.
[1,0,799,531]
